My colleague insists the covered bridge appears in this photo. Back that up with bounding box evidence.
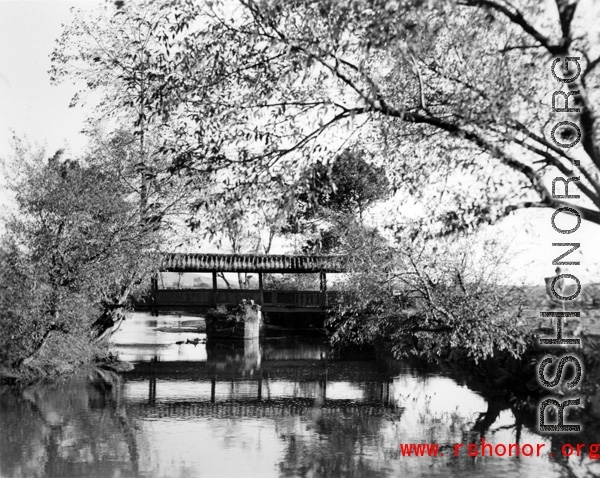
[151,253,347,312]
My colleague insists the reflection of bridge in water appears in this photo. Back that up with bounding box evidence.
[124,354,400,419]
[121,324,406,421]
[128,397,402,420]
[151,253,347,312]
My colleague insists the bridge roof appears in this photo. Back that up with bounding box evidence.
[130,399,402,419]
[161,252,346,273]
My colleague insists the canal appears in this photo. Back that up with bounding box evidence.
[1,312,599,477]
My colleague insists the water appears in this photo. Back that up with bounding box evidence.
[1,312,599,478]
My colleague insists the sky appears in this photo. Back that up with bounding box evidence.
[0,0,598,286]
[0,1,96,159]
[0,0,99,218]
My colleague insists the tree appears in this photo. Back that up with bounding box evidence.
[52,0,600,236]
[0,143,159,369]
[327,236,530,362]
[300,148,390,220]
[50,3,210,233]
[85,127,199,233]
[289,148,390,253]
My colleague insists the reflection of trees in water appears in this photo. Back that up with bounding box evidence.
[3,341,600,478]
[0,370,140,478]
[278,412,389,478]
[262,337,329,361]
[444,338,600,478]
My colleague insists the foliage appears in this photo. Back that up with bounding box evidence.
[309,214,390,258]
[0,238,55,367]
[49,2,290,247]
[50,4,212,244]
[46,0,599,364]
[86,127,197,229]
[299,148,390,220]
[327,238,531,362]
[286,148,390,253]
[263,273,320,291]
[0,142,160,369]
[51,0,600,237]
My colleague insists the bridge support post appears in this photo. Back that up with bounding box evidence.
[258,272,264,305]
[257,374,262,401]
[151,274,158,316]
[320,271,327,307]
[242,302,262,339]
[212,271,218,306]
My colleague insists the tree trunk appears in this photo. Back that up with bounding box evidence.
[92,307,127,343]
[20,326,59,367]
[91,285,133,342]
[218,272,231,289]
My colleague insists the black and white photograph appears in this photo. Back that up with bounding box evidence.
[1,0,600,477]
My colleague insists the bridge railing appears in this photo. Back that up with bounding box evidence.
[155,289,214,306]
[154,288,341,308]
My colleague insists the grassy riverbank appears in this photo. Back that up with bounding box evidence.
[0,333,118,385]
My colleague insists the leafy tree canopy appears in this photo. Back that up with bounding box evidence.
[51,0,600,238]
[300,148,390,219]
[0,140,160,367]
[288,148,390,253]
[327,235,530,362]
